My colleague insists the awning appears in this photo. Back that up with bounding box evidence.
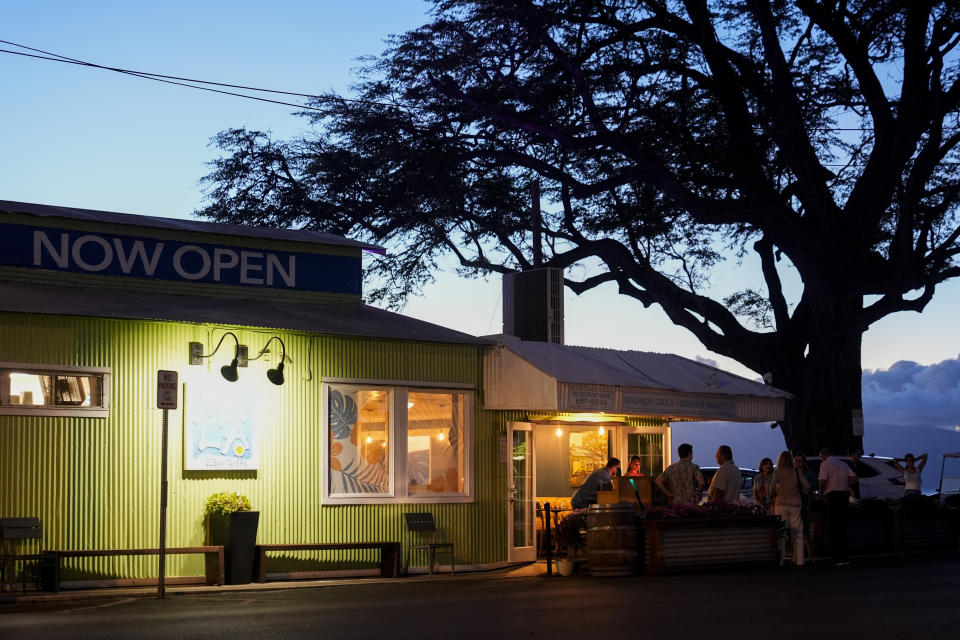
[483,335,792,421]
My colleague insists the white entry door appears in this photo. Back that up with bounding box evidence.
[507,422,537,562]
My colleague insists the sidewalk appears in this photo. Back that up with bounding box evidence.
[0,562,547,605]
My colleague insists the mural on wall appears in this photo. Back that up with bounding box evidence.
[185,390,259,470]
[328,387,390,494]
[568,430,608,487]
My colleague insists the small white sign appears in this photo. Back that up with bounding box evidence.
[157,370,178,409]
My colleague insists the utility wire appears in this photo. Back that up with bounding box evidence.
[1,38,956,134]
[0,39,416,112]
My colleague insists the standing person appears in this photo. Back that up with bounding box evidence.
[707,445,741,504]
[794,454,815,560]
[624,455,645,477]
[819,448,857,566]
[753,457,776,512]
[571,458,621,509]
[654,443,705,505]
[773,451,810,566]
[795,454,818,494]
[893,453,928,497]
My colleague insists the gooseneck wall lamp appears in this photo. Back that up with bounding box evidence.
[188,332,247,382]
[189,333,288,385]
[252,336,288,386]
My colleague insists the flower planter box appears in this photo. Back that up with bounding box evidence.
[208,511,260,584]
[847,511,896,555]
[640,516,779,575]
[898,512,960,555]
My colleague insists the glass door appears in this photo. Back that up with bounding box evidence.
[507,422,536,562]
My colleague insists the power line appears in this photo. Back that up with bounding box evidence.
[0,39,416,112]
[1,38,956,135]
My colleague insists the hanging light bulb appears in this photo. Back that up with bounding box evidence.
[366,436,373,444]
[556,427,563,437]
[598,426,605,436]
[437,432,445,441]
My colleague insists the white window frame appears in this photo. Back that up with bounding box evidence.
[616,424,672,469]
[0,362,111,418]
[322,378,474,505]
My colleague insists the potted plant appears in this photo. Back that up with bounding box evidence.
[555,508,589,576]
[205,491,259,584]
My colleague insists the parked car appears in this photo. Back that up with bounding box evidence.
[804,455,905,499]
[698,466,758,503]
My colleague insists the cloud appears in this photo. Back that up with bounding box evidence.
[694,355,718,368]
[862,355,960,430]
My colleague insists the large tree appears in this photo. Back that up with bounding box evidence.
[198,0,960,454]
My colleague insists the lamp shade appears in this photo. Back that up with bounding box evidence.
[221,359,239,382]
[266,362,285,386]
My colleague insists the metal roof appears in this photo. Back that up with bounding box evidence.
[0,279,487,345]
[489,335,791,399]
[0,199,385,254]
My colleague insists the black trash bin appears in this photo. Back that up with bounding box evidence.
[39,552,59,592]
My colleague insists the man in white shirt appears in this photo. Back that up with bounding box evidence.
[818,447,857,566]
[707,445,741,504]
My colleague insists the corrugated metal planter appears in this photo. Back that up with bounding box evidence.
[846,511,896,555]
[897,510,960,555]
[641,517,779,575]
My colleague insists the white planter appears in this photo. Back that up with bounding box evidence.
[557,558,574,577]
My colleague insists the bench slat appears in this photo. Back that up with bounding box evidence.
[255,542,401,581]
[53,547,222,558]
[257,543,397,552]
[44,547,225,591]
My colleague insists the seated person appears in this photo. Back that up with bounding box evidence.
[571,458,621,509]
[624,455,645,477]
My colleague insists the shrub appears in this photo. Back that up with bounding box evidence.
[555,508,589,546]
[204,491,252,516]
[645,500,766,520]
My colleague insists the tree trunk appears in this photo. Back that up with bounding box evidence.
[775,324,864,457]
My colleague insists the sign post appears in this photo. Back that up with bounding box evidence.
[156,370,178,599]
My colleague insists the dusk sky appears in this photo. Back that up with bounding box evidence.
[3,1,959,483]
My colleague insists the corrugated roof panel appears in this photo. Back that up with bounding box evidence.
[492,336,791,399]
[0,280,489,345]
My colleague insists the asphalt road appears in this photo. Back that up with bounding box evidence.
[2,556,959,639]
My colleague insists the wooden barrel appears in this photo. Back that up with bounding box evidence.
[587,503,637,576]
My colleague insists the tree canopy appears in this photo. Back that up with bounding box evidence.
[198,0,960,453]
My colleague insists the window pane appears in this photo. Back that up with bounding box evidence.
[5,372,105,408]
[627,433,664,477]
[569,430,608,487]
[7,372,48,405]
[328,387,390,495]
[407,391,465,495]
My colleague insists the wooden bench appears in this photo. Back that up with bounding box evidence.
[254,542,401,582]
[45,546,224,591]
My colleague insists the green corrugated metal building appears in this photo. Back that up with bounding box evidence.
[0,200,789,588]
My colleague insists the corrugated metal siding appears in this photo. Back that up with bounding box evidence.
[644,523,776,573]
[0,313,506,580]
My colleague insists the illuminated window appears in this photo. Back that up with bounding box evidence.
[324,383,473,504]
[627,432,664,477]
[0,363,110,417]
[327,386,392,497]
[407,391,466,495]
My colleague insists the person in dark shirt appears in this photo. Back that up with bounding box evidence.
[571,458,621,509]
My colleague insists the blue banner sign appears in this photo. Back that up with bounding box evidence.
[0,221,361,294]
